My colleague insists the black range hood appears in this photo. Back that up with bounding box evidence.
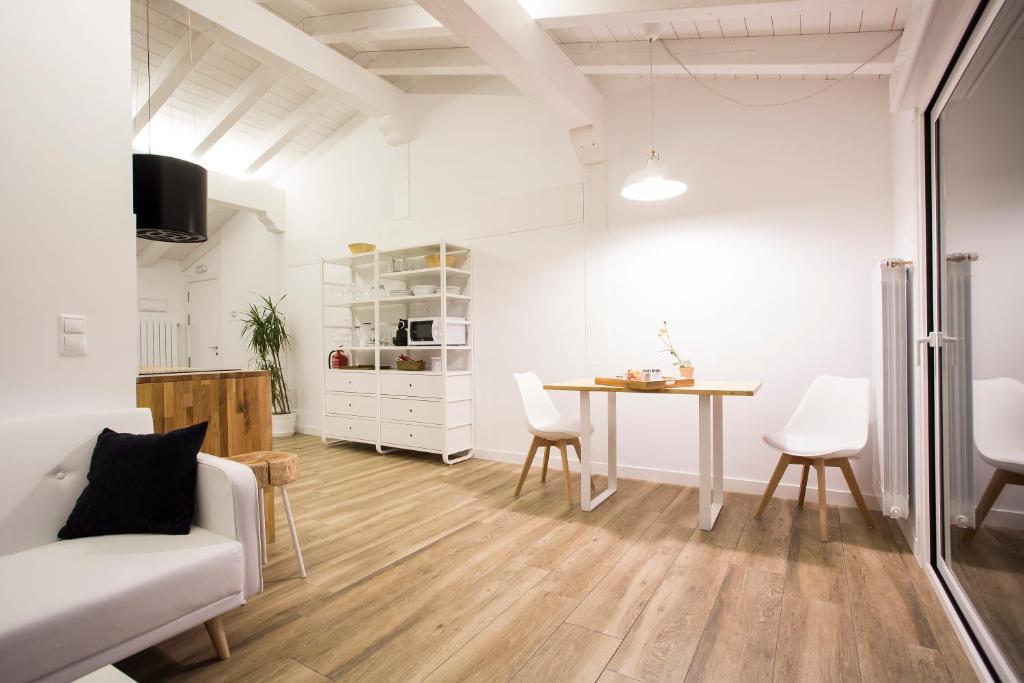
[133,153,208,243]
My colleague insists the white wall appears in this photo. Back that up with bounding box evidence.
[0,2,135,418]
[138,260,187,324]
[182,213,285,371]
[280,78,895,503]
[138,259,188,366]
[601,78,892,497]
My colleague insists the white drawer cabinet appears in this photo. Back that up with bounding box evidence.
[381,421,443,451]
[320,241,475,463]
[326,393,377,419]
[325,371,377,394]
[380,373,443,399]
[325,415,377,442]
[380,397,443,425]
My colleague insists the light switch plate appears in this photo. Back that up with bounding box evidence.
[61,315,86,334]
[61,334,86,356]
[59,315,86,356]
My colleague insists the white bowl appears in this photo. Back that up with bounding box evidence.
[446,285,461,295]
[412,284,437,296]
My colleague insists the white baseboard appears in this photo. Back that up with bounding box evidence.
[473,447,882,511]
[295,424,320,437]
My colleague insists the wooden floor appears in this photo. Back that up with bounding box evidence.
[119,435,978,683]
[951,525,1024,679]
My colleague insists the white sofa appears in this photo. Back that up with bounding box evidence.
[0,408,263,683]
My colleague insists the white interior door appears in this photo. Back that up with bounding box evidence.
[187,278,221,368]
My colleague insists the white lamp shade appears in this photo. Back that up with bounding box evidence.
[621,157,687,201]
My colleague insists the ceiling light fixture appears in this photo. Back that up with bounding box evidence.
[134,0,207,243]
[621,33,686,202]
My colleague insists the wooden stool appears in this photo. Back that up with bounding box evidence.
[229,451,306,578]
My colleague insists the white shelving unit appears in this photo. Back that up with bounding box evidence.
[320,240,474,464]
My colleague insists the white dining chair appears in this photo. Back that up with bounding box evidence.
[754,375,873,542]
[512,372,590,506]
[970,378,1024,536]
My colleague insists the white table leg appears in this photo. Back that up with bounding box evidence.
[713,394,724,517]
[698,394,723,530]
[579,391,616,511]
[580,391,592,511]
[607,392,617,491]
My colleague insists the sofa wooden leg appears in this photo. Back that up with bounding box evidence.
[205,616,230,660]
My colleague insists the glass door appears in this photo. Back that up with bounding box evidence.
[928,0,1024,679]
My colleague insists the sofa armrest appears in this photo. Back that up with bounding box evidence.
[194,453,263,598]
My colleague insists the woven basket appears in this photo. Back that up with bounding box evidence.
[425,253,456,268]
[348,242,375,254]
[396,359,426,371]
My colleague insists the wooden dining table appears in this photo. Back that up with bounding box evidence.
[544,379,762,530]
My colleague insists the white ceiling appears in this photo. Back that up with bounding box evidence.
[133,0,910,261]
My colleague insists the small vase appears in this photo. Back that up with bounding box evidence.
[677,366,694,380]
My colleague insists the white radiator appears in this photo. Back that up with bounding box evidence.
[138,320,179,368]
[878,261,911,519]
[946,255,976,528]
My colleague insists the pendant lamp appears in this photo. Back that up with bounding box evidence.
[621,35,686,202]
[134,154,208,243]
[133,1,208,243]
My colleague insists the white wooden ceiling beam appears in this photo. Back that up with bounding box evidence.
[208,170,286,233]
[306,1,905,44]
[137,241,174,267]
[245,92,331,175]
[194,63,279,158]
[132,30,215,137]
[175,0,408,136]
[416,0,606,164]
[356,31,899,77]
[304,5,451,44]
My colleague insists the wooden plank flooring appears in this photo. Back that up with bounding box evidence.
[118,435,978,682]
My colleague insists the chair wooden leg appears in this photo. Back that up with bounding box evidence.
[568,438,594,492]
[204,616,230,660]
[755,454,791,519]
[280,485,307,578]
[514,437,542,497]
[540,444,551,483]
[558,440,573,507]
[797,464,810,507]
[836,458,873,528]
[973,469,1011,533]
[814,459,829,542]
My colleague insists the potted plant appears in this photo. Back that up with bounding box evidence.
[658,321,694,379]
[241,294,296,438]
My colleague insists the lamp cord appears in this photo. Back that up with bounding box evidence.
[657,31,903,108]
[649,37,655,157]
[187,7,198,156]
[146,0,152,153]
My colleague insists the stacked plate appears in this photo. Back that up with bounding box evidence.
[389,289,411,297]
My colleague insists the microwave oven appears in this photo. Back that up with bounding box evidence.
[408,317,467,345]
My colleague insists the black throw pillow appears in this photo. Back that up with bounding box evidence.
[58,421,208,539]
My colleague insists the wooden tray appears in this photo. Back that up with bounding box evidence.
[595,376,695,391]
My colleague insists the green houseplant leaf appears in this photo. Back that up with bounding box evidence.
[240,294,292,415]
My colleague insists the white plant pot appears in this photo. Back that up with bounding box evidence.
[272,412,297,438]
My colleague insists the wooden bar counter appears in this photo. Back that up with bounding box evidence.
[137,369,272,458]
